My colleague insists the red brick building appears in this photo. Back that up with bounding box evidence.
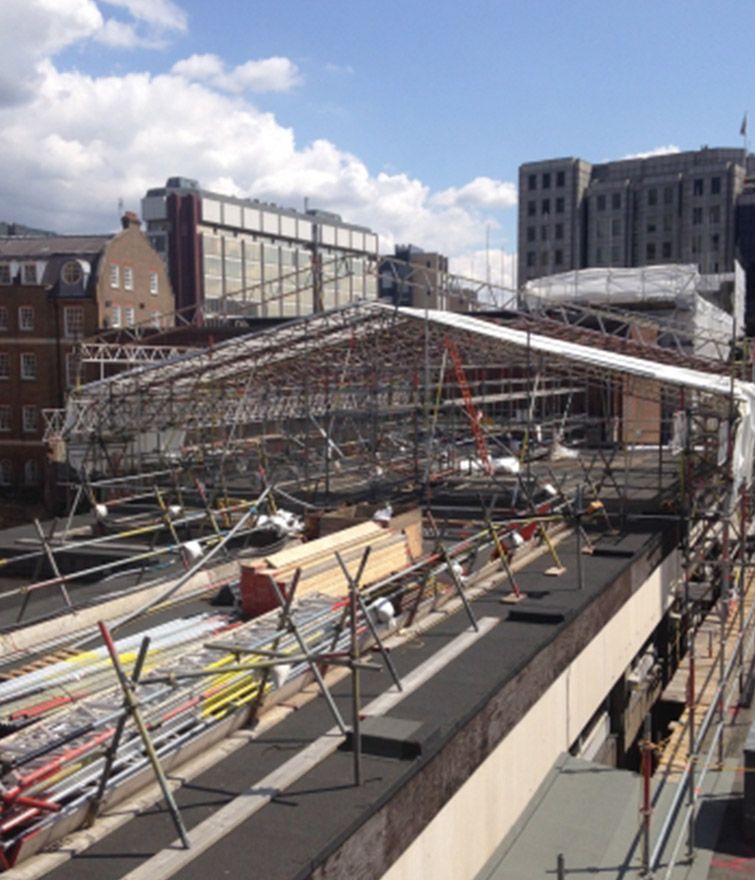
[0,214,173,500]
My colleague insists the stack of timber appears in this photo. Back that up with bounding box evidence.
[239,515,419,616]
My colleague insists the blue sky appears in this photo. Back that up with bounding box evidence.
[1,0,753,283]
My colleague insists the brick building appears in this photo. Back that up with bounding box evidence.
[0,214,173,500]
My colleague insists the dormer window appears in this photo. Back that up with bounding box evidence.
[22,264,37,284]
[61,260,82,285]
[0,265,10,285]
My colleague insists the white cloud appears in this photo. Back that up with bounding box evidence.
[97,19,140,48]
[171,54,301,94]
[100,0,187,32]
[621,144,681,160]
[433,176,518,211]
[0,12,516,272]
[0,0,103,105]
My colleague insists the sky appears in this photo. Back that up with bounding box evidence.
[0,0,753,287]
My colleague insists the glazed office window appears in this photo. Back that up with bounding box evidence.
[612,193,621,210]
[18,306,34,331]
[711,176,722,195]
[22,406,37,433]
[692,207,703,225]
[556,170,565,187]
[693,178,704,196]
[647,188,657,207]
[20,352,37,380]
[64,306,84,338]
[526,226,536,243]
[527,200,536,217]
[542,172,551,189]
[596,194,607,211]
[555,197,565,214]
[110,264,120,288]
[527,174,537,190]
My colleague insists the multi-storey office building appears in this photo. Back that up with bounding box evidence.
[518,148,755,296]
[0,214,173,499]
[141,178,379,319]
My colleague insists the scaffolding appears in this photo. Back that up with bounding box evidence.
[3,274,755,871]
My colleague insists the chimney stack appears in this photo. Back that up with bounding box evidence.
[121,211,141,230]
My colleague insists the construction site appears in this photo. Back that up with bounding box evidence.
[2,257,755,880]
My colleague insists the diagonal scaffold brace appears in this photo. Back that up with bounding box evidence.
[97,620,191,849]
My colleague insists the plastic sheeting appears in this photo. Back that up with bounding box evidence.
[397,306,755,490]
[523,264,744,360]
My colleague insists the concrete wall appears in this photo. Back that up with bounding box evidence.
[380,549,678,880]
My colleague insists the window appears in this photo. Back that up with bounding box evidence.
[693,178,704,196]
[596,218,607,239]
[22,406,37,433]
[554,249,563,265]
[526,251,536,267]
[595,246,603,264]
[61,260,82,285]
[711,233,720,251]
[691,235,701,255]
[540,251,549,266]
[541,198,550,214]
[663,214,673,233]
[0,264,10,284]
[110,264,120,288]
[149,272,159,295]
[711,176,721,195]
[111,305,122,328]
[542,172,551,189]
[555,223,564,240]
[151,311,162,329]
[647,188,657,207]
[24,459,39,486]
[709,205,721,224]
[22,264,36,284]
[0,460,11,486]
[527,174,537,190]
[612,192,621,210]
[527,226,536,243]
[540,226,549,241]
[0,352,8,379]
[646,220,657,234]
[18,306,34,331]
[65,353,79,389]
[124,266,133,291]
[646,242,656,261]
[555,197,565,214]
[596,194,606,211]
[20,352,36,380]
[124,306,135,327]
[0,406,10,431]
[0,307,6,330]
[527,200,536,217]
[692,207,703,225]
[611,245,620,264]
[611,218,622,237]
[64,306,84,338]
[663,185,674,205]
[662,241,672,259]
[556,170,565,187]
